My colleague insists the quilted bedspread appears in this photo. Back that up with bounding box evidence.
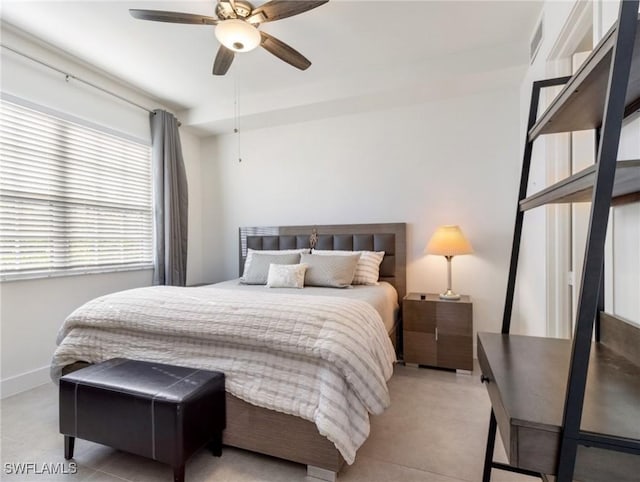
[51,286,396,463]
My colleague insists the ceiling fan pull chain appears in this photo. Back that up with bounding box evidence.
[235,77,242,163]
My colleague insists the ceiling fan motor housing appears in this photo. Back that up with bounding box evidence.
[216,1,254,20]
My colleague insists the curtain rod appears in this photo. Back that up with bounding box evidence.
[1,44,181,125]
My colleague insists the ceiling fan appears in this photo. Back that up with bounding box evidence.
[130,0,328,76]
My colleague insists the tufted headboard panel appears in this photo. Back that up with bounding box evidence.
[239,223,406,301]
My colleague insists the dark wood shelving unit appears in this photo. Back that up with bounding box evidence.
[480,3,640,482]
[478,331,640,478]
[519,159,640,211]
[528,16,640,140]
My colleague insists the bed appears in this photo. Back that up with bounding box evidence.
[54,222,406,481]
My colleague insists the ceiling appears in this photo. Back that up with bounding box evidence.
[1,1,543,134]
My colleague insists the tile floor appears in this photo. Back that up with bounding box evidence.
[1,364,533,481]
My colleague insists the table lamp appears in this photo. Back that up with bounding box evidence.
[425,225,473,300]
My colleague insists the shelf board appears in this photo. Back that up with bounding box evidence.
[520,159,640,211]
[528,16,640,140]
[478,332,640,476]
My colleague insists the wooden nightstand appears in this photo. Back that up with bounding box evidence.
[403,293,473,371]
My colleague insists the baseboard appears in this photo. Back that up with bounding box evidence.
[1,365,50,399]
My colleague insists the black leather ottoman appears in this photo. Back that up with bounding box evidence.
[59,358,225,482]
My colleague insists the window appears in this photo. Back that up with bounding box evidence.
[0,96,153,280]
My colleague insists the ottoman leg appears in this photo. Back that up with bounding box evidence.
[208,431,222,457]
[64,436,75,460]
[173,464,185,482]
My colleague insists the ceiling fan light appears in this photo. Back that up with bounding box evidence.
[215,19,261,53]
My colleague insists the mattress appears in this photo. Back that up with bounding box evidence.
[206,279,399,333]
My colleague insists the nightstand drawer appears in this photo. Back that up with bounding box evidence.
[403,299,436,332]
[436,302,472,337]
[404,331,437,365]
[438,334,473,370]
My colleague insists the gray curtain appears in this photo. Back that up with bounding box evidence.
[150,110,188,286]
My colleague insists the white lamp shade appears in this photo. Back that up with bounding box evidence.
[215,19,261,53]
[425,225,473,256]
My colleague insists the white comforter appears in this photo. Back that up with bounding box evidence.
[51,286,396,463]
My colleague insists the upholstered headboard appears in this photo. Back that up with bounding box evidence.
[238,223,407,301]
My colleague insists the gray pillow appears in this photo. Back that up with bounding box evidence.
[241,252,301,285]
[301,253,359,288]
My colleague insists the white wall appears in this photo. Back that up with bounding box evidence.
[0,271,152,396]
[201,85,522,351]
[517,0,640,336]
[0,25,205,397]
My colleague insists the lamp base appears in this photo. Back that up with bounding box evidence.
[439,289,461,301]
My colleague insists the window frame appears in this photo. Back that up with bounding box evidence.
[0,94,154,282]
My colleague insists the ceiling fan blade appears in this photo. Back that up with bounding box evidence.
[129,9,218,25]
[212,46,235,75]
[248,0,328,23]
[260,31,311,71]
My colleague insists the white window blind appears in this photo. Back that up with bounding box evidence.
[0,97,153,280]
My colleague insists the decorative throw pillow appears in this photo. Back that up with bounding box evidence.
[266,263,308,289]
[312,250,385,285]
[241,252,302,285]
[300,253,359,288]
[242,248,307,280]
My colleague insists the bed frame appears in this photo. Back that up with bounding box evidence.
[63,223,406,482]
[228,222,406,480]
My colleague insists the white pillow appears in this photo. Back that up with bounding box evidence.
[241,251,303,284]
[301,253,359,288]
[312,250,385,285]
[242,248,308,280]
[266,263,308,289]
